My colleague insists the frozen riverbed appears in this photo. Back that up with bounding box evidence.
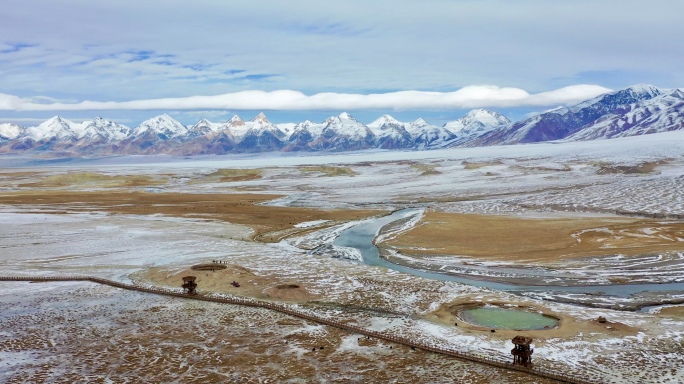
[303,209,684,310]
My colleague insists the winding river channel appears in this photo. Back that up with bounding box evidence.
[331,209,684,309]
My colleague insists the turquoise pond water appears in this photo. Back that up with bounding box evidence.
[459,307,559,330]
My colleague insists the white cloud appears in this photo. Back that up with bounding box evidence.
[169,110,232,120]
[0,93,24,110]
[0,85,611,112]
[0,117,134,124]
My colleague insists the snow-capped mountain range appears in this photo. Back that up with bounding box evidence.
[1,84,682,156]
[0,109,509,155]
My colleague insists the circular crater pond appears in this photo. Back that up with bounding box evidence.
[459,306,559,330]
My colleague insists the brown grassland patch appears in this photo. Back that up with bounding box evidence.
[657,305,684,317]
[0,190,381,242]
[299,165,356,177]
[0,171,44,178]
[382,211,684,262]
[141,264,319,302]
[410,163,441,176]
[462,160,503,170]
[201,168,263,182]
[595,161,665,175]
[18,172,166,188]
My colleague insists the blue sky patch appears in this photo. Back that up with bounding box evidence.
[0,42,35,54]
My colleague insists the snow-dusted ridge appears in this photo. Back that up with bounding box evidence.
[471,84,684,146]
[0,123,24,141]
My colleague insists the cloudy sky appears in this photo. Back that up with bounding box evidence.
[1,0,682,126]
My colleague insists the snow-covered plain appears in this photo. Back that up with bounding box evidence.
[1,130,684,382]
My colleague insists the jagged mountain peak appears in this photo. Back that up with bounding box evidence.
[379,114,399,122]
[404,118,458,149]
[251,112,270,124]
[23,115,78,141]
[444,109,510,133]
[571,84,664,112]
[138,114,184,128]
[318,112,373,146]
[602,83,663,104]
[39,115,77,130]
[186,118,220,138]
[294,120,315,129]
[78,117,131,142]
[668,88,684,99]
[0,122,24,140]
[190,118,218,130]
[85,117,128,129]
[83,116,123,126]
[134,114,187,138]
[463,109,511,124]
[412,118,429,127]
[368,114,401,129]
[43,115,69,125]
[151,113,175,121]
[325,112,360,126]
[228,115,244,124]
[624,83,662,97]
